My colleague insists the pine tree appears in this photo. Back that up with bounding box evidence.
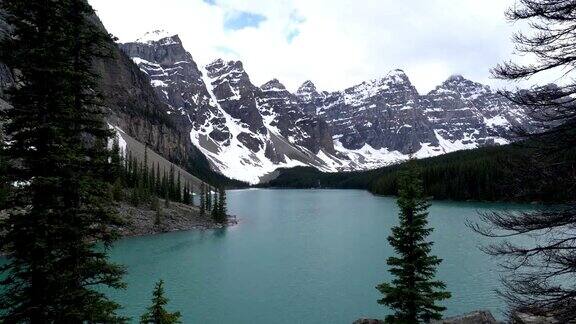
[211,190,219,221]
[199,183,206,217]
[131,155,139,187]
[149,163,156,194]
[189,184,196,206]
[112,178,124,201]
[126,151,133,185]
[110,137,123,180]
[206,186,212,212]
[183,182,191,205]
[0,0,126,321]
[376,164,450,323]
[155,163,161,195]
[140,280,181,324]
[164,189,170,208]
[176,172,182,203]
[162,170,169,206]
[151,196,161,227]
[142,146,149,189]
[217,187,227,223]
[131,186,141,206]
[168,165,175,201]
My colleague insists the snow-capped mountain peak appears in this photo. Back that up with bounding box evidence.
[119,34,537,184]
[135,30,179,44]
[297,80,318,93]
[436,74,491,98]
[296,80,320,99]
[385,68,410,83]
[261,79,287,92]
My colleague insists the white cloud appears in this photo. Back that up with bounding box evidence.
[89,0,534,94]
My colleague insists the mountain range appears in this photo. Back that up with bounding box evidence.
[118,30,533,184]
[0,16,534,185]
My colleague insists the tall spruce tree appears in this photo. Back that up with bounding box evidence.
[216,187,227,224]
[110,137,123,180]
[199,183,206,217]
[162,170,169,207]
[155,162,161,195]
[0,0,126,322]
[211,190,219,221]
[110,138,124,202]
[142,146,149,188]
[182,182,191,205]
[149,162,156,193]
[168,165,175,201]
[176,172,182,203]
[206,185,212,211]
[377,164,450,323]
[140,280,181,324]
[152,195,161,227]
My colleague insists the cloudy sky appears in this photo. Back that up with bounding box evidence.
[89,0,527,94]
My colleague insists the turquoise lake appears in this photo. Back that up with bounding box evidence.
[105,189,523,323]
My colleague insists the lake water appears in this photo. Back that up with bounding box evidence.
[103,189,526,323]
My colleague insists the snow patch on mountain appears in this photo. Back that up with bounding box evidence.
[136,30,178,44]
[186,64,324,184]
[121,31,533,184]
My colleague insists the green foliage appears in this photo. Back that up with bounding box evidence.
[211,191,219,221]
[175,172,182,202]
[151,195,161,227]
[140,280,181,324]
[206,185,212,212]
[130,186,141,206]
[377,164,451,323]
[218,187,227,222]
[111,137,124,180]
[262,144,575,203]
[155,163,162,194]
[0,0,126,321]
[121,149,198,208]
[369,147,514,201]
[212,187,227,224]
[199,183,206,217]
[164,190,170,208]
[189,184,195,206]
[112,178,124,201]
[182,182,192,206]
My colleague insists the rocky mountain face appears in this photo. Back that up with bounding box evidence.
[118,31,534,184]
[0,10,533,185]
[120,31,341,184]
[88,25,225,185]
[257,79,335,155]
[300,70,436,153]
[0,15,233,186]
[297,71,531,157]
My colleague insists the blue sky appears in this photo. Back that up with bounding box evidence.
[224,11,267,31]
[203,0,268,32]
[89,0,546,93]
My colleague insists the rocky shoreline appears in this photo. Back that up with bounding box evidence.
[115,199,238,238]
[354,311,500,324]
[354,309,558,324]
